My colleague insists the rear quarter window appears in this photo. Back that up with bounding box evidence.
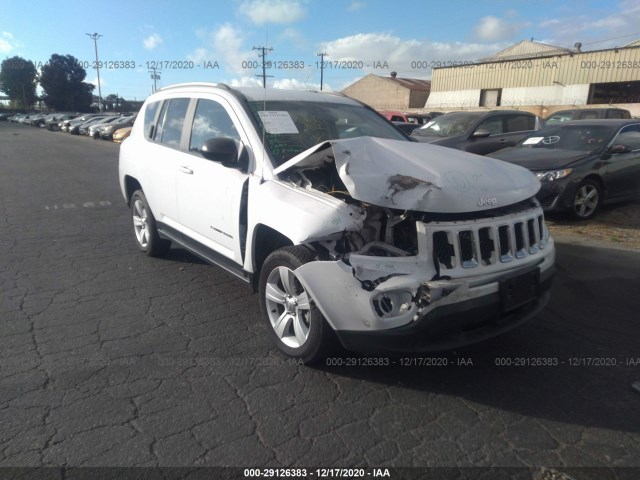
[143,101,161,139]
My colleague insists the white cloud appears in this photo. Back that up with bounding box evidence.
[319,33,502,79]
[143,33,163,50]
[539,0,640,48]
[0,31,18,54]
[272,78,324,90]
[348,1,365,11]
[472,16,522,42]
[87,76,107,89]
[188,24,255,75]
[229,76,330,90]
[229,77,263,88]
[276,28,308,50]
[238,0,306,25]
[538,19,561,28]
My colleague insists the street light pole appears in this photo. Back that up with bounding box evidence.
[86,33,103,112]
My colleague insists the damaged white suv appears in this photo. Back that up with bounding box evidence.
[119,83,555,363]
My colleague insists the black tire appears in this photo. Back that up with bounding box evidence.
[259,246,333,364]
[571,179,601,220]
[130,190,170,256]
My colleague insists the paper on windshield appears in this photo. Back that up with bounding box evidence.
[258,111,299,134]
[523,137,543,145]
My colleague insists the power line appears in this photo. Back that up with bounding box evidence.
[253,46,273,88]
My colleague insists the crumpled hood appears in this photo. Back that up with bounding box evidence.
[273,137,539,213]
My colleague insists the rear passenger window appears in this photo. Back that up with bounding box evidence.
[580,111,598,119]
[505,115,535,132]
[189,99,240,153]
[144,101,160,139]
[608,111,624,119]
[158,98,190,148]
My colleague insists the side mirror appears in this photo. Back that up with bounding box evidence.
[609,144,632,154]
[472,128,492,138]
[200,137,248,171]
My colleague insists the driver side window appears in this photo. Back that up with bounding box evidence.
[189,99,240,154]
[614,124,640,151]
[477,117,503,135]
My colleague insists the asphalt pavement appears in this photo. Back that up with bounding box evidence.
[0,122,639,473]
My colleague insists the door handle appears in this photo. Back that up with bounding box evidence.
[179,166,194,175]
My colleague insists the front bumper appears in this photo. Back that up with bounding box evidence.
[336,265,554,354]
[536,177,581,212]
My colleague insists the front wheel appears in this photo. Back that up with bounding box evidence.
[259,246,333,364]
[130,190,170,256]
[571,179,601,220]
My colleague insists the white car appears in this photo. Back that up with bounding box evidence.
[119,83,556,363]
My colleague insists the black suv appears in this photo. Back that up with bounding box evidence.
[410,110,543,155]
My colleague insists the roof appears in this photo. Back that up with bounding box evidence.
[385,76,431,91]
[480,40,573,62]
[341,74,431,93]
[157,82,357,105]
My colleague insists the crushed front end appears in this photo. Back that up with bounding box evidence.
[295,199,554,354]
[274,137,555,354]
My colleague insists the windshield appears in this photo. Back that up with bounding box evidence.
[248,100,407,166]
[516,124,615,152]
[413,113,480,138]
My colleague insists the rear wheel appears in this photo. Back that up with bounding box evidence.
[259,246,332,364]
[130,190,170,256]
[571,179,601,220]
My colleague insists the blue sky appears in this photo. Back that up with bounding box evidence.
[1,0,639,100]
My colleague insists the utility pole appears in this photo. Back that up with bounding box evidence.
[317,52,328,91]
[86,33,103,112]
[149,67,161,93]
[253,46,273,88]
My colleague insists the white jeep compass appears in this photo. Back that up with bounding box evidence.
[119,83,555,363]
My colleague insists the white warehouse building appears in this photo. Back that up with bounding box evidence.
[425,40,640,116]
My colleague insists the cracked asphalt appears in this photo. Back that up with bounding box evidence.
[1,122,639,471]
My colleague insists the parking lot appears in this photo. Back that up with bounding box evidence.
[1,122,639,473]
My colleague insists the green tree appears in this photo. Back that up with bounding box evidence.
[39,54,94,111]
[104,93,120,111]
[0,56,38,110]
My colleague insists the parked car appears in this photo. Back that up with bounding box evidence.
[379,110,437,124]
[392,121,422,135]
[112,126,132,143]
[0,113,10,121]
[99,115,137,140]
[545,108,631,125]
[62,114,104,133]
[68,115,110,135]
[46,114,79,131]
[410,110,544,155]
[119,83,555,363]
[83,115,120,136]
[488,119,640,219]
[86,116,122,137]
[28,113,48,126]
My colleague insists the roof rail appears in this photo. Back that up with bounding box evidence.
[158,82,232,92]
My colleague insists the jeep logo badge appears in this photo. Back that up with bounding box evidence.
[478,197,498,207]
